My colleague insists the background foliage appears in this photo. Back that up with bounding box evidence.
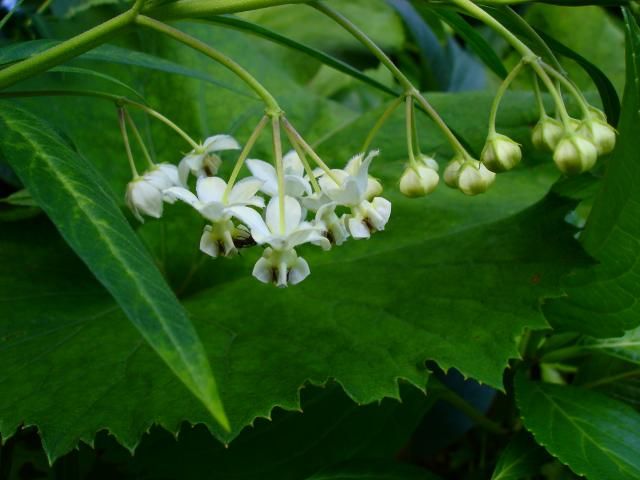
[1,1,639,479]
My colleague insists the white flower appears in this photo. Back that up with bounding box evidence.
[178,135,240,184]
[164,176,264,222]
[200,220,252,258]
[253,247,310,287]
[163,176,264,257]
[481,133,522,173]
[314,202,349,247]
[317,150,382,204]
[346,197,392,239]
[314,150,391,238]
[125,163,180,222]
[232,196,326,286]
[246,150,312,198]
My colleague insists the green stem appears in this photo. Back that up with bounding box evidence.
[281,117,340,184]
[124,109,154,167]
[223,115,268,202]
[360,95,404,152]
[313,1,470,158]
[0,89,199,148]
[451,0,571,126]
[540,345,587,363]
[532,73,546,118]
[311,2,412,92]
[0,0,143,90]
[118,108,139,178]
[581,368,640,389]
[145,0,310,19]
[488,59,525,134]
[437,386,507,435]
[541,63,591,118]
[406,96,418,168]
[284,129,322,193]
[272,116,286,234]
[135,15,282,116]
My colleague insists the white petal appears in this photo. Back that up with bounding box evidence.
[198,202,226,222]
[371,197,392,229]
[196,176,227,204]
[288,256,310,285]
[283,150,305,176]
[246,159,277,184]
[229,177,264,204]
[327,178,362,206]
[354,152,376,195]
[228,205,270,242]
[345,152,364,176]
[348,216,371,239]
[163,186,200,208]
[265,196,302,235]
[156,163,180,187]
[284,174,312,197]
[283,196,303,234]
[203,134,241,152]
[199,227,220,258]
[127,180,163,221]
[286,227,321,248]
[178,156,192,186]
[252,255,273,284]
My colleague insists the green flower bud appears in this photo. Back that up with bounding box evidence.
[532,116,563,151]
[418,153,439,171]
[443,156,465,188]
[481,133,522,173]
[587,106,607,122]
[553,134,598,175]
[399,160,439,198]
[457,160,496,196]
[578,118,616,155]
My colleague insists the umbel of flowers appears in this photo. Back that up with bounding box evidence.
[123,111,390,288]
[116,1,617,287]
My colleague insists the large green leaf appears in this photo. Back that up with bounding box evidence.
[0,189,584,460]
[543,10,640,337]
[130,384,435,480]
[491,432,547,480]
[515,374,640,480]
[584,327,640,365]
[0,102,228,436]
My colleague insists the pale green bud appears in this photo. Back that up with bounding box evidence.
[587,106,607,122]
[443,157,465,188]
[481,133,522,173]
[457,160,496,196]
[399,164,439,198]
[418,153,439,171]
[532,117,563,151]
[578,118,616,155]
[553,134,598,175]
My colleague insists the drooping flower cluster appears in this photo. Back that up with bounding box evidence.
[125,132,391,287]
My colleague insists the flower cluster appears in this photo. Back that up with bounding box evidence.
[125,132,391,287]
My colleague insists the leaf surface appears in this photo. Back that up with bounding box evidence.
[516,374,640,480]
[0,102,228,440]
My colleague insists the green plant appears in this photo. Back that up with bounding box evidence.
[0,1,639,478]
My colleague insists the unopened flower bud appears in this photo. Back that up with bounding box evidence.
[126,177,163,222]
[553,134,598,175]
[578,118,616,155]
[443,156,465,188]
[457,161,496,196]
[481,133,522,173]
[532,116,563,151]
[418,153,439,171]
[399,164,439,198]
[587,106,607,122]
